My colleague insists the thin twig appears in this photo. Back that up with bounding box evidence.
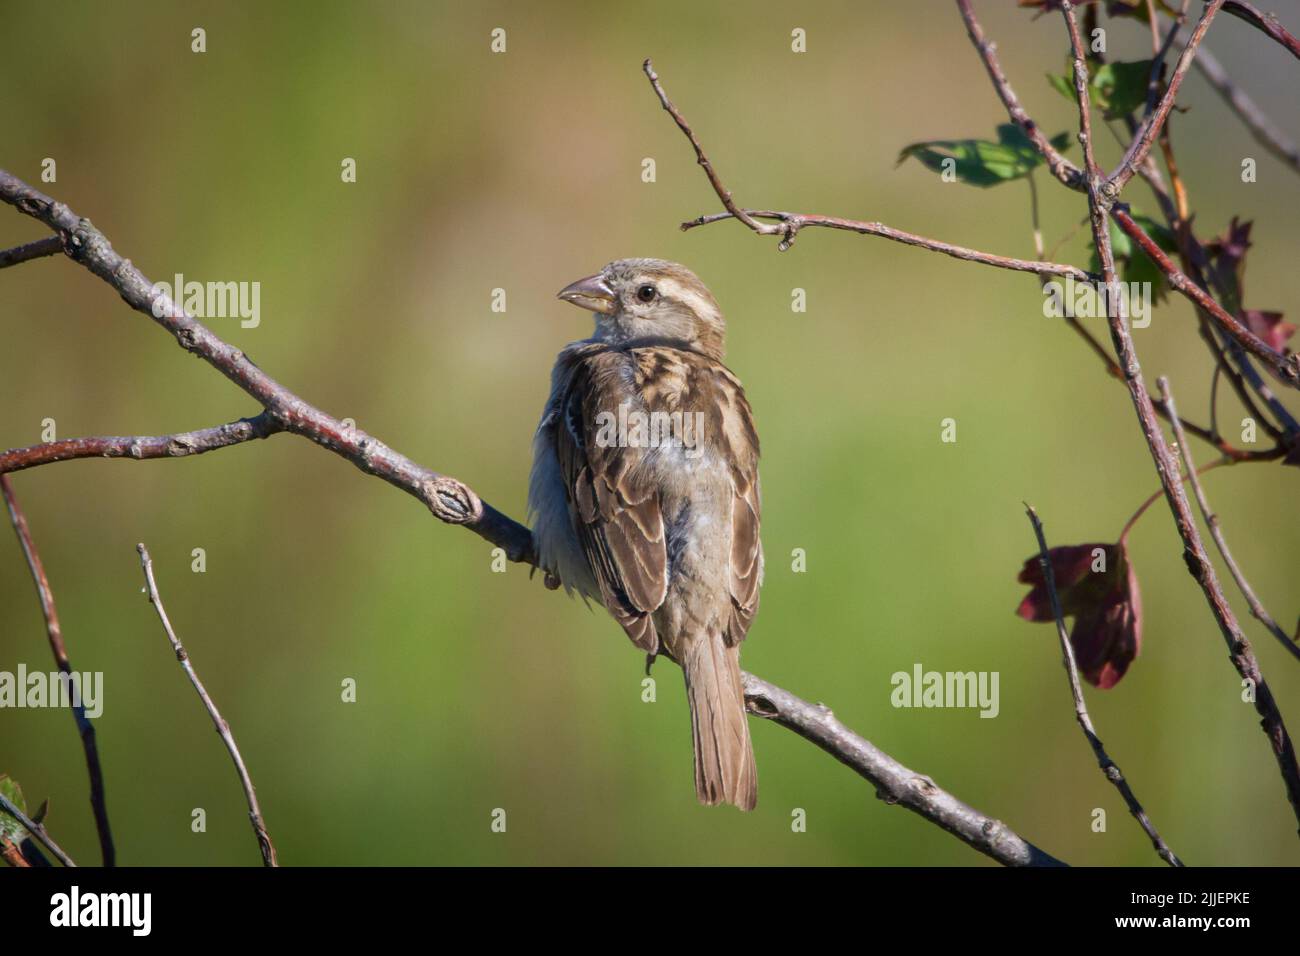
[1157,378,1300,663]
[1063,0,1300,834]
[1224,0,1300,60]
[642,58,782,237]
[0,235,61,269]
[136,544,278,867]
[1184,38,1300,173]
[679,209,1095,278]
[1,474,114,866]
[1024,505,1182,866]
[0,791,75,867]
[0,413,282,475]
[1110,0,1226,193]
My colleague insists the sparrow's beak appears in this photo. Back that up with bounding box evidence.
[557,274,616,314]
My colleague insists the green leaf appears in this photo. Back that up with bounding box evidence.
[896,124,1071,187]
[0,775,29,843]
[1047,71,1076,103]
[1046,59,1155,120]
[1092,60,1154,119]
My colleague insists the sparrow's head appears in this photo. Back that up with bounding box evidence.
[557,258,726,358]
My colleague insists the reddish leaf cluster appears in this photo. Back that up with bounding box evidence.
[1017,543,1142,689]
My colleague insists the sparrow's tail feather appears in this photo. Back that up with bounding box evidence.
[682,634,757,811]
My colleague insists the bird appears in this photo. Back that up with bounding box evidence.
[529,258,763,810]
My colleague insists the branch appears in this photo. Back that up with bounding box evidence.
[1185,37,1300,173]
[681,210,1094,279]
[1024,505,1182,866]
[136,544,278,867]
[1157,380,1300,663]
[955,0,1085,191]
[0,413,281,476]
[0,168,536,567]
[1111,206,1300,389]
[1225,0,1300,60]
[1109,0,1226,194]
[0,172,1068,868]
[1063,0,1300,834]
[642,62,1093,279]
[1,475,115,865]
[0,235,61,270]
[0,791,75,867]
[741,674,1065,866]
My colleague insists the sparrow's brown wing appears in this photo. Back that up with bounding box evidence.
[554,351,668,654]
[634,347,762,647]
[710,364,762,646]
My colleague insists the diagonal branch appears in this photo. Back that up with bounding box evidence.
[1024,505,1182,866]
[1158,380,1300,663]
[1224,0,1300,60]
[1,475,115,866]
[0,170,1065,867]
[1111,206,1300,389]
[741,674,1065,865]
[1109,0,1227,194]
[137,544,278,867]
[0,413,282,475]
[1062,0,1300,834]
[1184,37,1300,173]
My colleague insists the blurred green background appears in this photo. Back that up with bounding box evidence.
[3,0,1299,866]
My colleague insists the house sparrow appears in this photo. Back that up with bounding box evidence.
[529,258,763,810]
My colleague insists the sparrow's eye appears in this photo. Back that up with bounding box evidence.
[635,284,657,303]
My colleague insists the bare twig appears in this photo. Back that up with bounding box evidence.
[1157,379,1300,663]
[0,235,61,270]
[1063,0,1300,833]
[679,209,1095,278]
[1185,38,1300,172]
[1110,0,1227,193]
[1024,505,1182,866]
[1224,0,1300,60]
[0,413,282,475]
[741,674,1065,866]
[1,475,114,866]
[136,544,278,867]
[0,791,75,867]
[642,58,782,237]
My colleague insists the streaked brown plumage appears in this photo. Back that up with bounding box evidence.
[529,258,762,810]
